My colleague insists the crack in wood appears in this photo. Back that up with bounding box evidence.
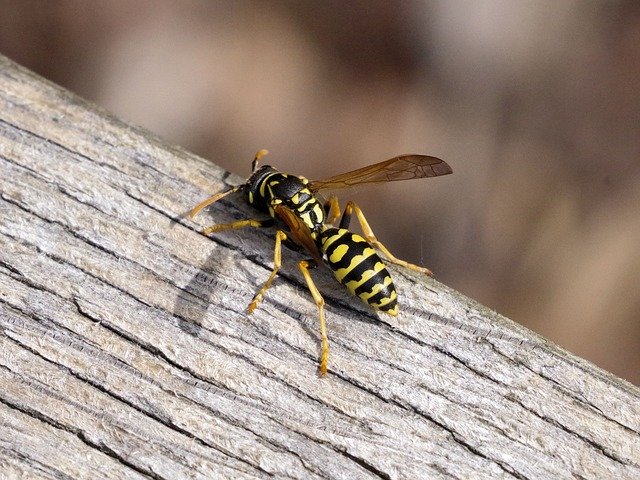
[0,383,161,480]
[2,54,639,479]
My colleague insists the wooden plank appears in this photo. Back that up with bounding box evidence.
[0,54,638,479]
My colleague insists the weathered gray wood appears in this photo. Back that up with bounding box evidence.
[0,54,638,480]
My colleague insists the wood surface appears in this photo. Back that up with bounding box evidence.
[1,55,639,479]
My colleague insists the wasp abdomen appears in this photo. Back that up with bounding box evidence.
[319,228,398,315]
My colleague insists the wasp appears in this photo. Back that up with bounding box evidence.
[190,150,452,375]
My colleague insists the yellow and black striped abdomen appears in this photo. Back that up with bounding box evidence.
[319,228,398,316]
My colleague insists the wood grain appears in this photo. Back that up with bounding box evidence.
[1,55,639,479]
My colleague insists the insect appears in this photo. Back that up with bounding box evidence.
[190,150,452,375]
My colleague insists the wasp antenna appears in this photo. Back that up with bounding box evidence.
[189,185,240,219]
[252,149,269,172]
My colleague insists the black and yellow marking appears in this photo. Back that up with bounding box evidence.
[250,171,326,235]
[190,149,451,376]
[319,228,398,316]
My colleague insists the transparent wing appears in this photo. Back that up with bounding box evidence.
[309,154,452,192]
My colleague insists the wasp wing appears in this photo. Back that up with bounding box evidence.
[274,204,323,263]
[309,154,452,192]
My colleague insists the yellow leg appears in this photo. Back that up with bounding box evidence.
[341,201,433,276]
[202,218,272,236]
[298,260,329,376]
[248,230,287,313]
[323,195,341,225]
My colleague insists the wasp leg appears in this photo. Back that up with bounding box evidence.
[340,201,433,276]
[202,218,274,236]
[298,259,329,376]
[248,230,287,314]
[323,195,341,225]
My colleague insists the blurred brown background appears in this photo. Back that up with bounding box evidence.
[2,1,639,384]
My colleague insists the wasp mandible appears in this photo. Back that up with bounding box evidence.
[190,150,452,375]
